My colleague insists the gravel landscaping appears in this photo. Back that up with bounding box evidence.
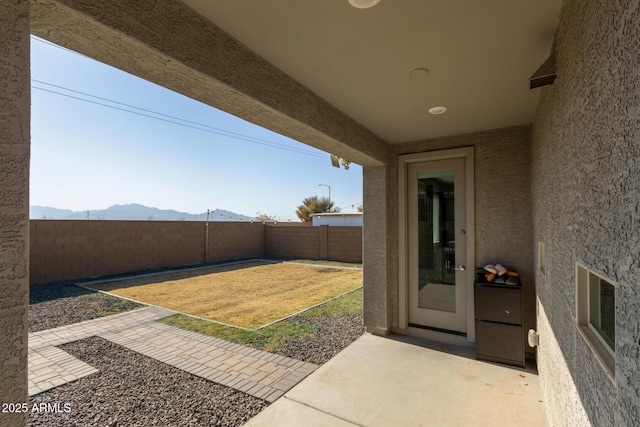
[30,283,143,332]
[29,336,267,427]
[28,276,364,425]
[277,313,364,365]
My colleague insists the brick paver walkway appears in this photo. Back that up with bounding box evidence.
[28,307,318,402]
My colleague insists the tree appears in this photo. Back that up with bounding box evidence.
[296,196,340,222]
[255,212,279,223]
[357,204,363,213]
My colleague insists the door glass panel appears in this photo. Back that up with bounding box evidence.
[417,169,455,312]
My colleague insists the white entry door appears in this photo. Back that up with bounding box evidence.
[407,156,470,334]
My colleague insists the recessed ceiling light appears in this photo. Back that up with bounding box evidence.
[409,68,429,78]
[428,106,448,115]
[348,0,381,9]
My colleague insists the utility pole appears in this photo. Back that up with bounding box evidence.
[318,184,331,203]
[204,209,210,264]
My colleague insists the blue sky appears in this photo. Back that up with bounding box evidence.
[29,36,363,221]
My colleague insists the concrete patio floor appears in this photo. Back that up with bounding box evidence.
[244,333,548,427]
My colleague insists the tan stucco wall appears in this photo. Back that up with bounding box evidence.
[532,0,640,425]
[30,0,389,167]
[0,1,30,425]
[387,126,535,347]
[362,166,391,334]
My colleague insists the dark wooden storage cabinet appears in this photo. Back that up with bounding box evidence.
[474,282,525,368]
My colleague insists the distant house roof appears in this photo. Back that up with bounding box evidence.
[310,213,363,217]
[310,212,363,226]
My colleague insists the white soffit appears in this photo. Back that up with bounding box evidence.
[182,0,561,144]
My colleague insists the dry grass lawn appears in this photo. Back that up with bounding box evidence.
[92,261,362,329]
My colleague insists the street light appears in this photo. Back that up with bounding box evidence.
[318,184,331,203]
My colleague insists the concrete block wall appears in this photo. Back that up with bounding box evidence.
[30,221,362,285]
[264,224,363,263]
[31,221,267,284]
[264,224,323,260]
[328,226,363,264]
[206,222,265,262]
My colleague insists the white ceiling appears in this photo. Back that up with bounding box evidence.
[181,0,561,144]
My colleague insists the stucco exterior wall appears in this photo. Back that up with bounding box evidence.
[0,1,30,425]
[390,126,535,349]
[363,166,390,335]
[532,1,640,425]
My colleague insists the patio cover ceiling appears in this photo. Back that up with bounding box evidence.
[182,0,562,144]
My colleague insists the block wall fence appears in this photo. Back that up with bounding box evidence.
[29,221,362,285]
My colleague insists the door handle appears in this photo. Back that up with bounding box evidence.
[453,265,465,271]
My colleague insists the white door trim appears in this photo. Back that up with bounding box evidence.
[398,147,476,342]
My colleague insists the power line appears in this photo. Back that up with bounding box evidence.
[31,34,328,159]
[31,79,324,157]
[339,202,362,210]
[32,85,327,159]
[31,36,91,60]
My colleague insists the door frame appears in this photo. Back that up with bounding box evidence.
[398,147,476,342]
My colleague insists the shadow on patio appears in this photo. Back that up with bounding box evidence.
[244,333,547,426]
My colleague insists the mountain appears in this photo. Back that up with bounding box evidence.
[29,203,255,222]
[30,206,76,219]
